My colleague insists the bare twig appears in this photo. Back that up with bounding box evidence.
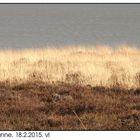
[72,110,87,130]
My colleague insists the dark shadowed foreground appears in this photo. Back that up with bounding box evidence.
[0,81,140,130]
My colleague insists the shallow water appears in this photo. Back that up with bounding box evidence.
[0,4,140,49]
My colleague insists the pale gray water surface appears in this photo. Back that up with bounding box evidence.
[0,4,140,49]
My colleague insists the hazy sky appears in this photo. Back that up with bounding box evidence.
[0,4,140,49]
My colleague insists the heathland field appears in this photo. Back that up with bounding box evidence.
[0,45,140,130]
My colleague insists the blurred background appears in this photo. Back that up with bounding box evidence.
[0,4,140,49]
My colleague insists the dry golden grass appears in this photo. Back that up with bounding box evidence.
[0,44,140,130]
[0,44,140,89]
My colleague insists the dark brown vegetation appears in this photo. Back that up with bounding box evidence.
[0,81,140,130]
